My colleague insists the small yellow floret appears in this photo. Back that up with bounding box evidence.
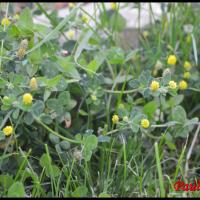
[143,31,149,38]
[23,93,33,105]
[67,30,75,39]
[111,3,117,10]
[179,80,188,90]
[184,61,192,71]
[3,126,13,136]
[168,80,177,90]
[91,94,97,101]
[141,119,150,129]
[123,116,128,122]
[183,72,191,79]
[29,77,38,90]
[167,55,177,65]
[82,15,89,23]
[68,3,75,8]
[112,114,119,124]
[150,81,160,92]
[1,18,10,26]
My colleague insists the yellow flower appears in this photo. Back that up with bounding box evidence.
[123,116,128,122]
[184,61,192,71]
[23,93,33,105]
[111,3,117,10]
[118,103,124,109]
[68,3,75,8]
[183,72,191,79]
[168,80,177,90]
[186,34,191,44]
[167,55,177,65]
[1,18,10,26]
[141,119,150,129]
[143,31,149,38]
[66,30,75,39]
[91,94,97,101]
[82,15,89,23]
[3,126,13,136]
[20,39,28,50]
[112,114,119,124]
[17,48,26,60]
[13,14,19,20]
[29,77,38,90]
[3,96,9,101]
[179,80,188,90]
[150,80,160,92]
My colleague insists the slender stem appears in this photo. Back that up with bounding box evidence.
[34,117,80,144]
[185,123,200,179]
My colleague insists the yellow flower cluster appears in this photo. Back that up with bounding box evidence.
[143,31,149,38]
[17,39,28,60]
[167,55,177,65]
[29,77,38,90]
[68,3,75,8]
[111,3,117,10]
[123,116,128,122]
[179,80,188,90]
[91,94,97,101]
[168,81,177,90]
[184,61,192,71]
[112,114,119,124]
[66,30,75,40]
[23,93,33,105]
[1,18,10,26]
[3,126,13,136]
[141,119,150,129]
[82,15,89,23]
[150,81,160,92]
[183,72,191,79]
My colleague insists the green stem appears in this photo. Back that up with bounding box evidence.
[154,142,165,197]
[34,117,80,144]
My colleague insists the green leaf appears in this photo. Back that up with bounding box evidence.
[46,98,58,110]
[40,153,52,168]
[143,101,158,119]
[17,8,34,34]
[129,79,140,89]
[59,141,70,150]
[74,29,93,60]
[99,192,111,197]
[28,49,43,65]
[109,12,126,32]
[0,77,7,88]
[72,186,88,197]
[87,52,106,75]
[168,95,184,107]
[51,165,61,178]
[32,100,45,117]
[49,134,60,144]
[172,106,187,124]
[106,47,125,64]
[83,134,98,161]
[56,56,80,79]
[0,174,14,191]
[58,91,70,106]
[7,182,25,197]
[24,112,34,125]
[98,135,111,143]
[191,34,198,65]
[40,114,52,124]
[43,89,51,102]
